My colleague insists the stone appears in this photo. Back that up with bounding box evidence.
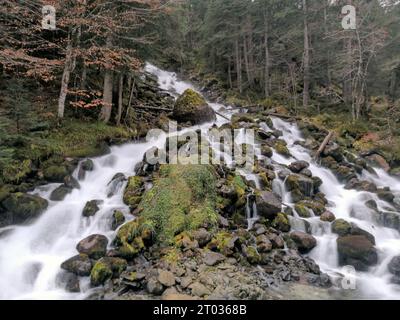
[78,159,94,180]
[2,193,48,225]
[365,154,390,172]
[290,231,317,254]
[320,210,336,222]
[192,228,212,247]
[173,89,216,125]
[111,210,125,230]
[268,233,285,249]
[337,235,378,271]
[147,278,164,295]
[49,185,72,201]
[285,174,314,198]
[82,200,103,217]
[255,191,282,219]
[76,234,108,259]
[123,176,144,210]
[261,145,273,158]
[388,256,400,276]
[57,271,80,293]
[189,282,211,297]
[289,161,310,173]
[331,219,352,236]
[64,175,80,189]
[61,254,92,276]
[107,173,126,198]
[158,270,176,287]
[90,257,127,286]
[203,251,226,266]
[43,165,69,183]
[377,189,395,203]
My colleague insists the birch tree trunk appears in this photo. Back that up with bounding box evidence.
[116,74,124,126]
[99,35,114,123]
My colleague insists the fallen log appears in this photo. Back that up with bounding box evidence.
[314,131,334,159]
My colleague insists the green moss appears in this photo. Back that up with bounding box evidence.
[1,159,31,184]
[123,176,144,209]
[295,200,325,217]
[274,140,291,157]
[175,89,207,111]
[207,231,234,255]
[272,213,291,232]
[295,203,311,218]
[43,165,69,182]
[90,260,113,286]
[138,164,218,244]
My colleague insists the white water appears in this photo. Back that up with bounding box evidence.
[1,63,400,299]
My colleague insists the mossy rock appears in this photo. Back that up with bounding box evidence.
[295,203,312,218]
[114,218,153,259]
[272,213,291,232]
[2,193,48,225]
[207,231,236,256]
[274,140,291,157]
[1,159,32,184]
[123,176,144,210]
[243,246,261,265]
[43,165,69,183]
[90,257,127,286]
[295,200,325,217]
[173,89,216,125]
[138,164,218,244]
[112,210,126,230]
[332,219,352,236]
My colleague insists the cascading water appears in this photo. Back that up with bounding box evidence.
[1,63,400,299]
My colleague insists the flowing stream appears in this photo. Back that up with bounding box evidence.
[0,63,399,299]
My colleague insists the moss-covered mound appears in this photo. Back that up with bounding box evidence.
[138,164,219,244]
[173,89,216,125]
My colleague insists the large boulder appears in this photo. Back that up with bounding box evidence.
[1,193,48,225]
[50,185,72,201]
[76,234,108,259]
[61,254,93,276]
[173,89,216,125]
[255,191,282,219]
[123,176,144,210]
[337,235,378,271]
[285,174,315,199]
[290,231,317,253]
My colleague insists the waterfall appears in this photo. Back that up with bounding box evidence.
[1,62,400,299]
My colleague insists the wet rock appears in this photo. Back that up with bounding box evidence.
[350,224,375,245]
[2,193,48,225]
[290,231,317,254]
[61,254,93,276]
[173,89,216,125]
[106,173,126,198]
[344,178,377,192]
[285,174,314,198]
[64,175,80,189]
[256,235,273,253]
[111,210,125,230]
[300,169,313,177]
[274,140,291,157]
[331,219,352,236]
[320,210,336,222]
[158,270,176,287]
[255,191,282,219]
[90,257,127,286]
[322,143,343,162]
[257,130,272,140]
[268,233,285,249]
[337,235,378,271]
[388,256,400,276]
[333,166,357,183]
[56,271,80,293]
[377,211,400,231]
[295,200,325,217]
[76,234,109,259]
[77,159,94,180]
[147,278,164,295]
[82,200,103,217]
[260,145,273,158]
[203,251,226,266]
[289,161,310,173]
[50,185,72,201]
[377,189,395,203]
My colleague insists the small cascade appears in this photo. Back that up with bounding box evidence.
[245,191,259,230]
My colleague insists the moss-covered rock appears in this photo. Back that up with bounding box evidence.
[295,200,325,217]
[173,89,216,125]
[331,219,352,236]
[1,192,48,225]
[90,257,127,286]
[274,140,291,157]
[137,164,218,244]
[337,235,377,271]
[82,200,102,217]
[43,165,69,183]
[207,231,236,256]
[123,176,144,210]
[243,246,261,265]
[76,234,108,260]
[285,174,314,198]
[112,210,125,230]
[49,185,72,201]
[272,212,291,232]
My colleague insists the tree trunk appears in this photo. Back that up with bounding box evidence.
[99,35,114,123]
[235,38,242,93]
[302,0,310,108]
[116,74,124,126]
[228,56,233,89]
[58,37,76,119]
[264,9,271,98]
